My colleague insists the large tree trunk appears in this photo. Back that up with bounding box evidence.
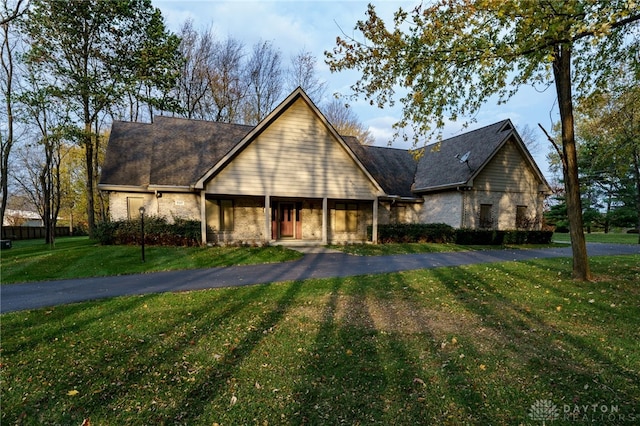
[1,23,14,231]
[632,146,640,244]
[84,121,95,238]
[553,44,591,280]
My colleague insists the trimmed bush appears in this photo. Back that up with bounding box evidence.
[95,216,203,246]
[370,223,456,243]
[454,229,553,245]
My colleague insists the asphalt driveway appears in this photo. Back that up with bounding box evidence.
[1,243,638,313]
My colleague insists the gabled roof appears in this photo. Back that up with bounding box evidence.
[150,117,252,188]
[99,89,549,199]
[412,120,548,192]
[193,87,383,193]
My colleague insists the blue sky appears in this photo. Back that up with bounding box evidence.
[152,0,559,176]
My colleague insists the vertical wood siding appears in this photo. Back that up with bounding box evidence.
[206,99,379,199]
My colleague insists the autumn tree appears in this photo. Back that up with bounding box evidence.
[14,74,70,246]
[0,0,26,26]
[120,8,182,122]
[209,37,246,123]
[21,0,179,237]
[575,68,640,241]
[173,20,215,120]
[326,1,640,280]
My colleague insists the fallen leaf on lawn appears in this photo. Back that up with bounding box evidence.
[479,364,486,371]
[230,395,237,406]
[67,390,79,396]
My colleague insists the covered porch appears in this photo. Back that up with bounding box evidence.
[200,194,379,245]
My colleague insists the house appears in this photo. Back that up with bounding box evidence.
[2,209,44,227]
[98,88,551,245]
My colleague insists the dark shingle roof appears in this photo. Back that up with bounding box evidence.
[343,137,417,198]
[413,120,514,192]
[100,115,536,199]
[100,116,253,188]
[100,121,154,187]
[149,116,252,186]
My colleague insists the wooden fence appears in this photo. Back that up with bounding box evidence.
[1,226,71,240]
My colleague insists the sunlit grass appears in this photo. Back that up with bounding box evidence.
[0,237,302,284]
[2,255,638,425]
[330,241,565,255]
[553,232,639,244]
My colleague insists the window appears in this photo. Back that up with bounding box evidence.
[516,205,528,229]
[207,199,234,231]
[479,204,493,229]
[335,203,358,232]
[127,197,144,220]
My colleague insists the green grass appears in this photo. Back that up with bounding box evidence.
[2,255,638,425]
[553,232,639,244]
[330,242,482,255]
[0,237,303,284]
[330,242,566,256]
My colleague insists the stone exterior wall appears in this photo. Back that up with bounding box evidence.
[463,189,544,230]
[108,192,200,222]
[300,200,323,241]
[419,192,463,228]
[157,193,201,221]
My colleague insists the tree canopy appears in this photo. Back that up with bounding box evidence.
[20,0,182,236]
[326,0,640,280]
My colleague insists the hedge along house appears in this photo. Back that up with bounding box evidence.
[99,88,551,245]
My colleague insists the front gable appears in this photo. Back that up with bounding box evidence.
[203,91,384,199]
[473,137,543,193]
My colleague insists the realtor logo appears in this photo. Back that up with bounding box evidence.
[529,399,560,424]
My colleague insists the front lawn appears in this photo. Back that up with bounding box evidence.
[2,255,638,425]
[330,241,566,256]
[553,232,639,244]
[0,237,303,284]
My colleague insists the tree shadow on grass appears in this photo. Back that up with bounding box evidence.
[292,273,493,425]
[2,282,290,425]
[429,261,640,423]
[158,280,306,424]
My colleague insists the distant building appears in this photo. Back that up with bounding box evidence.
[3,209,43,227]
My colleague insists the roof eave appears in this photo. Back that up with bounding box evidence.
[379,195,424,203]
[98,184,150,193]
[412,181,470,193]
[148,184,194,193]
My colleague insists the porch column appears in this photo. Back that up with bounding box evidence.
[200,191,207,245]
[264,194,271,242]
[372,198,378,244]
[322,197,328,244]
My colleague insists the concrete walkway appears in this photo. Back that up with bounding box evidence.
[1,243,638,313]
